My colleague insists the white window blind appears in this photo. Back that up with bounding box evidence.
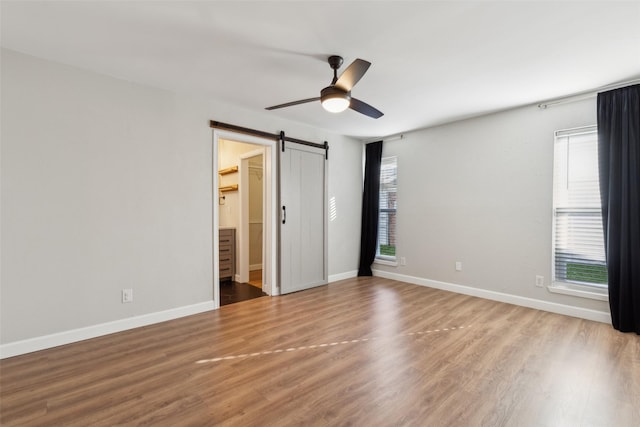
[377,156,397,260]
[553,126,607,287]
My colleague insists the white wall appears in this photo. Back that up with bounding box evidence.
[374,98,610,316]
[0,49,363,353]
[217,139,258,230]
[327,135,363,278]
[248,155,263,268]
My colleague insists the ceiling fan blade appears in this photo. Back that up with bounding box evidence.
[350,98,384,119]
[335,59,371,91]
[265,97,320,110]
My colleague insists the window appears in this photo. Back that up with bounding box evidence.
[552,126,607,290]
[377,156,397,261]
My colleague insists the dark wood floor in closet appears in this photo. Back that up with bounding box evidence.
[220,281,266,306]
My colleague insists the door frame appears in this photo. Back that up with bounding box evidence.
[239,148,265,286]
[212,130,277,309]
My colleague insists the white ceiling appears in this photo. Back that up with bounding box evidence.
[2,1,639,139]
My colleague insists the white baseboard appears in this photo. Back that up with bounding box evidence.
[249,264,262,271]
[329,270,358,283]
[0,301,216,359]
[373,269,611,324]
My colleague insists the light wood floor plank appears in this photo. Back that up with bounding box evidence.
[1,277,638,426]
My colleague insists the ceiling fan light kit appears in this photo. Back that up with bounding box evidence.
[320,86,351,113]
[266,55,383,119]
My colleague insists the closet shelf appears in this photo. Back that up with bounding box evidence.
[219,166,238,175]
[219,184,238,193]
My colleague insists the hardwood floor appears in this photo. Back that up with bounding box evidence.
[248,269,262,289]
[1,277,638,426]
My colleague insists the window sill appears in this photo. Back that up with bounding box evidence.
[548,282,608,301]
[374,258,398,267]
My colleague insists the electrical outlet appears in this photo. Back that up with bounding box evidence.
[535,275,544,288]
[400,257,407,266]
[455,261,462,271]
[122,289,133,303]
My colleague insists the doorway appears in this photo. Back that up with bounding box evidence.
[212,126,328,307]
[213,131,277,309]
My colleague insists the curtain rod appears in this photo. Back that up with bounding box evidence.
[363,134,404,144]
[537,78,640,109]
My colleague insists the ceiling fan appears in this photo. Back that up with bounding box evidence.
[265,55,383,119]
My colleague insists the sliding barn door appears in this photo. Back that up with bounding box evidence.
[279,142,327,294]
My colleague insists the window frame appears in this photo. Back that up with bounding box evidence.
[375,156,397,265]
[549,125,608,301]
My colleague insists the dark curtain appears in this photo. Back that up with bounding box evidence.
[597,84,640,334]
[358,141,383,276]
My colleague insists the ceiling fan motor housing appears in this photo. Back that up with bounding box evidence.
[320,86,351,112]
[321,86,350,101]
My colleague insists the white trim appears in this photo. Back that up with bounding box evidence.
[548,282,608,301]
[554,124,597,138]
[373,269,611,324]
[374,258,398,267]
[212,132,221,308]
[0,301,215,359]
[329,270,358,283]
[250,263,263,271]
